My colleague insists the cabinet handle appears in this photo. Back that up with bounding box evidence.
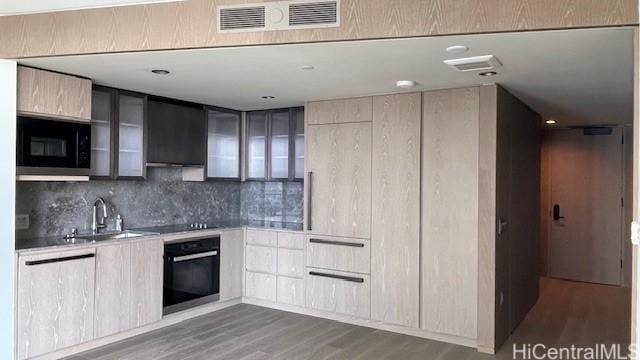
[25,253,95,266]
[171,250,218,263]
[309,271,364,283]
[307,171,313,231]
[309,238,364,247]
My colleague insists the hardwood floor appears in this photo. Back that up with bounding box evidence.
[70,277,630,360]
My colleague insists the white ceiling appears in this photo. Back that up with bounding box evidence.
[20,27,634,126]
[0,0,178,16]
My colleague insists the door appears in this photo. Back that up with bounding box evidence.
[547,128,623,285]
[94,243,131,338]
[16,249,96,359]
[130,239,163,327]
[306,122,372,238]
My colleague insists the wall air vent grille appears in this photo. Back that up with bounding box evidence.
[217,0,339,33]
[219,6,266,31]
[289,1,338,26]
[444,55,503,72]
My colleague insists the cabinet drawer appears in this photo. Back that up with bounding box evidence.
[246,244,277,274]
[277,276,305,307]
[277,248,304,278]
[306,236,370,274]
[278,232,305,249]
[245,271,276,302]
[305,268,370,318]
[246,229,278,247]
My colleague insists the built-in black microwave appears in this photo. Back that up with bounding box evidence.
[17,116,91,176]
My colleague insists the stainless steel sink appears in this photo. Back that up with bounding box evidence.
[78,230,159,242]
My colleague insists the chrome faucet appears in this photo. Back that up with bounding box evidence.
[92,197,108,234]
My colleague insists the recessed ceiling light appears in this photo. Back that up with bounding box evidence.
[261,96,276,100]
[396,80,417,89]
[301,65,315,70]
[546,119,556,125]
[479,71,497,77]
[446,45,469,54]
[151,69,170,75]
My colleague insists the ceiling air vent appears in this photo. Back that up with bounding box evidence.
[217,0,339,33]
[444,55,503,72]
[219,6,266,31]
[289,1,338,26]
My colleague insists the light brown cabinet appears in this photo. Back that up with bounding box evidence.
[17,66,92,121]
[306,120,372,239]
[371,93,421,328]
[220,230,244,301]
[306,97,372,125]
[130,239,163,327]
[421,88,480,339]
[16,248,96,360]
[94,243,132,338]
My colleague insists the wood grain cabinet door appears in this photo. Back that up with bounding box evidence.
[306,121,372,239]
[130,238,163,328]
[17,66,91,121]
[371,93,421,328]
[94,243,132,338]
[220,230,244,301]
[17,248,96,360]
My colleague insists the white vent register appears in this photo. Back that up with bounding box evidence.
[218,0,339,33]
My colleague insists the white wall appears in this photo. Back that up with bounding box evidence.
[0,59,17,360]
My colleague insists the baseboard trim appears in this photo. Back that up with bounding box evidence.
[32,298,242,360]
[242,297,477,348]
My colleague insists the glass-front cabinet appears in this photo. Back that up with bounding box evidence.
[206,108,241,179]
[245,107,304,181]
[90,86,146,179]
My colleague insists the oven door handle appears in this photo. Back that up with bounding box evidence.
[171,250,218,263]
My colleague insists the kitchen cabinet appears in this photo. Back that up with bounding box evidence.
[90,86,146,179]
[306,119,372,238]
[245,107,304,181]
[94,243,132,338]
[16,248,96,360]
[244,229,306,307]
[147,98,205,166]
[17,66,92,121]
[306,235,370,274]
[220,230,244,301]
[421,88,479,339]
[306,97,372,125]
[306,268,370,318]
[207,107,241,179]
[130,238,163,328]
[371,93,421,328]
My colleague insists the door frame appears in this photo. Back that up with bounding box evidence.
[543,127,626,286]
[0,59,17,360]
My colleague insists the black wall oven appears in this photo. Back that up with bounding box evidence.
[17,116,91,176]
[163,237,220,315]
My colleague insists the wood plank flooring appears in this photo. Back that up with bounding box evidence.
[70,278,630,360]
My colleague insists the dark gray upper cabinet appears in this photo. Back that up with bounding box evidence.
[147,98,206,166]
[245,107,304,181]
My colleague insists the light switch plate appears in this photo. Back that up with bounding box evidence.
[631,221,640,245]
[16,214,29,230]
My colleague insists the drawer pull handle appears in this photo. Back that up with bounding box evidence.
[309,271,364,283]
[309,238,364,247]
[307,171,313,231]
[25,253,95,266]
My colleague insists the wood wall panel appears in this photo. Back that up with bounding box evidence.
[371,93,421,328]
[0,0,636,58]
[421,87,479,339]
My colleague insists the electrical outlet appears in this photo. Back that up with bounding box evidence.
[16,214,29,230]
